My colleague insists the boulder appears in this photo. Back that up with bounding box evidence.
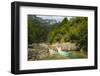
[37,48,49,59]
[28,48,38,60]
[28,48,49,60]
[50,42,79,51]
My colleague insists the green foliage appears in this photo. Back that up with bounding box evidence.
[28,15,88,51]
[69,17,88,50]
[47,18,70,43]
[47,17,88,51]
[28,15,51,44]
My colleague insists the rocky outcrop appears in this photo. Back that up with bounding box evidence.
[28,48,38,60]
[51,42,80,51]
[28,44,49,60]
[28,42,80,60]
[37,48,49,59]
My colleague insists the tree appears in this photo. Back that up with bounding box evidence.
[28,15,88,52]
[47,18,70,43]
[69,17,88,51]
[47,17,88,51]
[28,15,59,44]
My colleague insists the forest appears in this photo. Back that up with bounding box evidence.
[28,15,88,61]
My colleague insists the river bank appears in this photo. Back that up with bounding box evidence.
[28,42,87,61]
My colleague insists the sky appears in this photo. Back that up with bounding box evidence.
[37,15,73,22]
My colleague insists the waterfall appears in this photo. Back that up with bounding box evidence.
[56,47,62,54]
[48,46,71,57]
[56,46,70,57]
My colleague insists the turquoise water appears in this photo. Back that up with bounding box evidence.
[57,51,71,57]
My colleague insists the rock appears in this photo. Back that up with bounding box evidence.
[49,48,57,56]
[37,48,49,59]
[28,47,49,60]
[50,42,79,51]
[32,43,40,49]
[32,43,49,49]
[39,43,49,49]
[28,48,38,60]
[28,42,80,60]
